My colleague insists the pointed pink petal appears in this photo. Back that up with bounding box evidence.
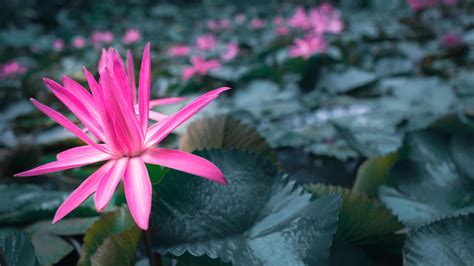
[94,157,129,211]
[62,76,100,119]
[138,43,151,133]
[126,51,137,104]
[15,152,111,177]
[123,157,151,230]
[145,87,230,147]
[56,144,109,161]
[83,67,102,103]
[149,97,187,108]
[182,67,196,81]
[148,110,168,122]
[98,48,107,73]
[142,148,227,184]
[30,98,107,153]
[52,162,114,223]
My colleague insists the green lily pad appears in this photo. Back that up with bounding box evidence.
[0,231,38,266]
[379,130,474,228]
[353,152,399,196]
[403,214,474,266]
[151,150,342,265]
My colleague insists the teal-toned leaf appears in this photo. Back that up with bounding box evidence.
[151,150,342,266]
[379,130,474,228]
[307,184,403,246]
[0,232,38,266]
[450,131,474,181]
[179,114,277,162]
[353,152,398,196]
[79,207,140,266]
[318,67,377,94]
[403,214,474,266]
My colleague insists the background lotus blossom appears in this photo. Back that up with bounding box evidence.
[288,6,311,30]
[72,36,87,49]
[168,44,191,57]
[250,18,265,29]
[91,31,114,48]
[15,44,229,230]
[221,42,239,61]
[289,36,327,59]
[0,60,27,79]
[53,38,64,51]
[196,34,217,50]
[122,29,141,45]
[182,57,221,80]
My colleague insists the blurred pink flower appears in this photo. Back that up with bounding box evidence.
[276,26,289,36]
[426,0,438,7]
[289,36,327,59]
[250,18,265,29]
[122,29,141,45]
[0,61,27,80]
[288,6,311,30]
[15,44,229,230]
[235,14,246,24]
[207,20,220,31]
[220,19,231,29]
[309,4,344,35]
[274,16,285,26]
[443,0,457,5]
[72,36,87,49]
[440,33,463,47]
[182,57,221,80]
[407,0,425,11]
[221,42,239,61]
[196,34,217,50]
[91,31,114,48]
[53,38,64,51]
[168,44,191,57]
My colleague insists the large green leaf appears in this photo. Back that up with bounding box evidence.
[0,231,38,266]
[25,217,97,265]
[307,184,403,246]
[79,207,140,266]
[450,131,474,181]
[151,150,342,266]
[0,184,95,225]
[179,114,277,161]
[403,214,474,266]
[379,130,474,228]
[353,152,398,196]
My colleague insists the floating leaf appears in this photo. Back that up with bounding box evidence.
[379,130,474,228]
[0,231,38,266]
[353,152,398,196]
[403,214,474,266]
[151,150,342,265]
[79,207,140,266]
[307,184,403,246]
[318,67,377,94]
[179,115,277,161]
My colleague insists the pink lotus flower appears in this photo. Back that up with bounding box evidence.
[274,16,285,26]
[443,0,457,5]
[196,34,217,51]
[220,19,231,29]
[0,61,27,80]
[91,31,114,48]
[289,36,327,59]
[72,36,87,49]
[250,18,265,29]
[440,33,463,47]
[207,20,220,31]
[235,14,246,24]
[288,6,311,30]
[276,26,289,36]
[53,38,64,51]
[221,43,239,61]
[168,44,191,57]
[182,57,221,81]
[122,29,141,45]
[407,0,425,11]
[15,44,229,230]
[309,4,344,35]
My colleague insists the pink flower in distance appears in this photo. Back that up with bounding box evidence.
[235,14,246,24]
[168,44,191,57]
[53,38,64,51]
[221,42,239,61]
[288,6,311,30]
[207,20,220,31]
[196,34,217,51]
[309,5,344,35]
[289,36,327,59]
[15,44,229,230]
[406,0,426,11]
[0,61,27,80]
[443,0,457,5]
[250,18,265,29]
[91,31,114,48]
[440,33,463,47]
[276,26,289,36]
[122,29,141,45]
[72,36,87,49]
[182,57,221,81]
[220,19,231,29]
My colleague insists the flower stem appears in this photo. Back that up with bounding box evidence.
[143,229,162,266]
